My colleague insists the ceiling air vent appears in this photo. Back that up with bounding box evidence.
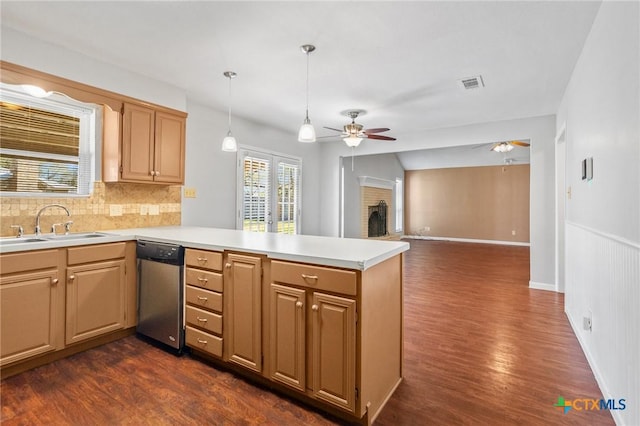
[458,75,484,90]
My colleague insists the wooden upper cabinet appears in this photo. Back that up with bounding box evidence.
[121,103,155,182]
[104,102,186,184]
[154,111,185,184]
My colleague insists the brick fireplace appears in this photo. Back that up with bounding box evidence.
[358,176,393,239]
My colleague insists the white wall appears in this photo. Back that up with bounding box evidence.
[342,153,404,238]
[0,28,187,112]
[557,2,639,424]
[0,28,323,236]
[319,115,557,287]
[182,100,322,235]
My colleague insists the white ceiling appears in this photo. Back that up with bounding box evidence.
[0,1,601,166]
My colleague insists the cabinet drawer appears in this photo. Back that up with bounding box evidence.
[67,242,126,265]
[186,305,222,335]
[186,268,223,292]
[271,260,357,296]
[186,285,222,313]
[186,326,222,357]
[185,249,222,271]
[0,249,58,275]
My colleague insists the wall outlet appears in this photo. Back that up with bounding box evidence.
[512,230,516,236]
[184,187,197,198]
[426,226,430,231]
[149,205,160,216]
[583,311,592,332]
[139,205,149,215]
[109,204,122,217]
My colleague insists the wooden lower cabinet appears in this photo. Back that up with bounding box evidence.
[65,259,125,345]
[0,242,135,376]
[225,253,262,373]
[0,270,61,366]
[269,283,306,392]
[311,292,356,413]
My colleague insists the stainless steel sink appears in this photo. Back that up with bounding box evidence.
[0,238,48,245]
[43,232,109,241]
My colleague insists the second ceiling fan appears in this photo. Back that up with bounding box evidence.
[322,110,396,147]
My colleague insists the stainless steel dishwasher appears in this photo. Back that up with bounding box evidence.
[136,240,185,353]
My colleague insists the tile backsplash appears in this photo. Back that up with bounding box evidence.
[1,181,181,237]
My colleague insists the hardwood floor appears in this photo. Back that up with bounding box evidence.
[1,240,613,425]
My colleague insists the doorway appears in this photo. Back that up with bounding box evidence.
[555,124,567,293]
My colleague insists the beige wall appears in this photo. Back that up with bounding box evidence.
[405,164,530,243]
[1,181,181,237]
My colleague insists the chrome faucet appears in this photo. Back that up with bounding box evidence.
[35,204,71,236]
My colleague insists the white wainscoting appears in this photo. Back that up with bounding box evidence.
[565,222,639,426]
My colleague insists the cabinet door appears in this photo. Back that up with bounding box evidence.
[66,260,125,345]
[312,292,356,413]
[122,103,155,182]
[154,111,185,184]
[0,271,60,366]
[226,253,262,373]
[269,284,305,391]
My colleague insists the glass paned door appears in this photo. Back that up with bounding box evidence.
[238,150,301,234]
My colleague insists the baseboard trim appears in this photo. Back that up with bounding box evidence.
[529,281,556,292]
[403,235,530,247]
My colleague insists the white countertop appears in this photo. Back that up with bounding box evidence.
[1,226,409,270]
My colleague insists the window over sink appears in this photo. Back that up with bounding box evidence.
[0,83,98,197]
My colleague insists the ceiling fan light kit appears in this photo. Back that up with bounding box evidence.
[221,71,238,152]
[492,142,514,153]
[323,110,396,147]
[298,44,316,143]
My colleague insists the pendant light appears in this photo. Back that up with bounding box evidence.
[298,44,316,143]
[221,71,238,152]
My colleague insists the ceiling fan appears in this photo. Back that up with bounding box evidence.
[322,110,396,147]
[489,140,530,153]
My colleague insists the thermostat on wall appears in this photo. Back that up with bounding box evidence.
[581,157,593,181]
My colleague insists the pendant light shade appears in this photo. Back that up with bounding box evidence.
[222,71,238,152]
[298,44,316,143]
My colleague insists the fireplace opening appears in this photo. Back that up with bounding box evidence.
[368,200,388,238]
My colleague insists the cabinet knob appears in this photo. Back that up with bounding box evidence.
[296,301,303,308]
[68,275,76,282]
[150,171,155,176]
[225,263,232,269]
[311,304,319,311]
[51,278,59,285]
[155,171,160,176]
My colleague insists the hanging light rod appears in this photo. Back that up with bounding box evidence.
[298,44,316,143]
[221,71,238,152]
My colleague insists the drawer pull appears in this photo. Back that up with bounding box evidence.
[51,278,59,285]
[311,304,319,311]
[301,274,318,281]
[197,277,209,283]
[197,296,208,301]
[196,317,208,323]
[225,263,232,269]
[197,257,208,262]
[68,275,76,282]
[296,301,303,308]
[196,338,208,345]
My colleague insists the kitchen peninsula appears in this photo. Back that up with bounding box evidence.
[1,226,408,425]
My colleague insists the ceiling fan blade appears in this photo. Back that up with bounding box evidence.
[363,128,390,134]
[366,134,396,141]
[316,135,342,139]
[323,126,344,133]
[510,140,530,147]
